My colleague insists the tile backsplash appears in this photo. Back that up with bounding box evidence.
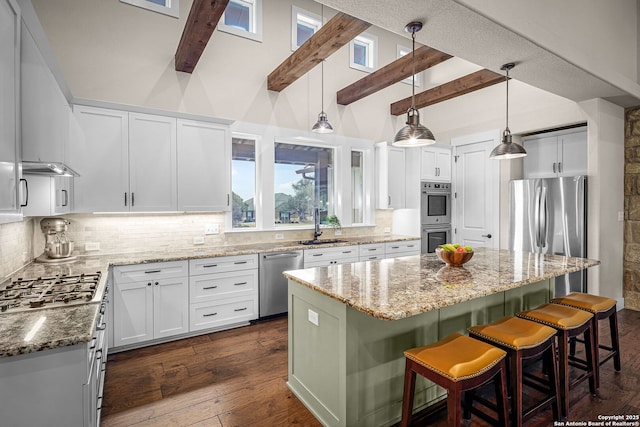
[0,219,34,278]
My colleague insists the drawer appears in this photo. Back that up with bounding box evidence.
[304,255,359,268]
[190,254,258,275]
[359,254,384,261]
[385,240,421,256]
[190,296,258,332]
[358,243,385,258]
[189,269,258,303]
[113,260,188,284]
[304,245,357,262]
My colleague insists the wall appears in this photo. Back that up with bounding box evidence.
[624,106,640,311]
[0,219,34,278]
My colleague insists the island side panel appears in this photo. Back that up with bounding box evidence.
[288,280,348,426]
[504,279,553,314]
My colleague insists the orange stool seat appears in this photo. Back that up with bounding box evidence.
[469,317,561,426]
[517,303,597,419]
[400,333,509,426]
[551,292,621,387]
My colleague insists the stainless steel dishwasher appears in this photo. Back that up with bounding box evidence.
[259,250,304,318]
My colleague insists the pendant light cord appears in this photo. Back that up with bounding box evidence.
[504,67,510,134]
[411,27,416,108]
[321,4,325,113]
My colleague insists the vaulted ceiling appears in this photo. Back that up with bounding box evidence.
[174,0,512,117]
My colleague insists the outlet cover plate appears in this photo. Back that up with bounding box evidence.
[193,236,205,245]
[85,242,100,251]
[205,224,219,235]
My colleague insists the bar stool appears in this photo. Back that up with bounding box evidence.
[550,292,621,388]
[517,303,597,418]
[468,316,561,427]
[400,333,509,426]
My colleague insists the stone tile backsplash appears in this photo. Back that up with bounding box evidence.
[0,219,34,278]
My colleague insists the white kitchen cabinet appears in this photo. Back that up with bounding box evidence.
[522,127,587,178]
[20,22,70,165]
[385,239,421,258]
[21,174,72,216]
[188,254,258,332]
[304,245,359,268]
[420,146,451,181]
[177,119,231,211]
[376,142,406,209]
[358,243,385,261]
[129,112,177,211]
[113,261,189,347]
[70,105,129,212]
[0,0,21,224]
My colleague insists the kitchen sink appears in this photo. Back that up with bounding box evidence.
[298,239,347,245]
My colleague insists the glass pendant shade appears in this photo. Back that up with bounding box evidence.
[490,62,527,160]
[312,111,333,134]
[393,107,435,147]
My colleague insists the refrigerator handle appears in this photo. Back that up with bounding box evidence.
[539,186,548,248]
[534,185,541,249]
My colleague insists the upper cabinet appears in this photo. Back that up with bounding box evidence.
[420,146,451,182]
[0,0,21,224]
[522,127,587,178]
[376,142,405,209]
[177,119,230,212]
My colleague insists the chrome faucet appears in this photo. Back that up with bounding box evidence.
[313,207,323,241]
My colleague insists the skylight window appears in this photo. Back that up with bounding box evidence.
[291,6,321,50]
[218,0,263,43]
[120,0,179,18]
[349,33,377,72]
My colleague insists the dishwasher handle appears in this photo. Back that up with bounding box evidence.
[262,252,301,260]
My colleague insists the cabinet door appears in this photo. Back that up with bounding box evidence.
[0,0,21,224]
[436,149,452,181]
[420,149,437,180]
[113,280,153,346]
[153,277,189,339]
[522,135,559,178]
[54,176,72,214]
[177,119,230,211]
[559,130,587,177]
[129,113,177,211]
[387,147,405,208]
[71,106,129,212]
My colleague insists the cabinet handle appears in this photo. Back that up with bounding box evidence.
[391,246,400,249]
[407,244,415,248]
[234,261,247,265]
[227,194,230,206]
[132,192,135,206]
[234,307,248,312]
[558,162,562,173]
[20,178,28,207]
[203,264,217,268]
[203,285,218,290]
[154,281,159,286]
[552,163,557,173]
[203,312,218,317]
[124,192,127,206]
[482,234,492,239]
[367,248,376,251]
[145,270,161,274]
[388,195,391,207]
[147,282,151,286]
[342,250,353,254]
[62,189,68,207]
[312,253,323,257]
[234,282,247,286]
[368,256,377,260]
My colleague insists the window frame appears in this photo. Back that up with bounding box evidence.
[291,6,322,51]
[349,32,378,73]
[120,0,179,18]
[218,0,263,43]
[231,133,259,230]
[397,44,421,87]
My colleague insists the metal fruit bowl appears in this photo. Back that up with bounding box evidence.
[435,247,473,267]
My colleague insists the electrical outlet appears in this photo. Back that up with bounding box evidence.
[334,229,342,236]
[384,227,391,233]
[205,224,219,235]
[308,309,319,326]
[275,233,284,240]
[193,236,205,245]
[85,242,100,251]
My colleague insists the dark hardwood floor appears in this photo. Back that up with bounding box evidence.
[102,309,640,426]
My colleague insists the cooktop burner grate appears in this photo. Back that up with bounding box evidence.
[0,272,101,313]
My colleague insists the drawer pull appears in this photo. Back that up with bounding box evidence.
[368,248,376,251]
[203,312,218,317]
[144,270,161,274]
[203,264,218,268]
[234,261,247,265]
[203,285,218,290]
[312,253,323,257]
[234,282,247,286]
[390,246,400,249]
[369,256,377,260]
[234,307,248,312]
[407,245,415,248]
[342,251,352,254]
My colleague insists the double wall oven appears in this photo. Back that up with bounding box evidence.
[420,181,452,253]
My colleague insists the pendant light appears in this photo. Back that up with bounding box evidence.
[392,21,435,147]
[489,63,527,159]
[312,4,333,134]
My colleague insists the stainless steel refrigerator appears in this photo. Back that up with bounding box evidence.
[508,175,587,296]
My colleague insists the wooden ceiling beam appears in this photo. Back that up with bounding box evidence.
[175,0,229,73]
[267,13,371,92]
[337,46,452,105]
[390,69,506,115]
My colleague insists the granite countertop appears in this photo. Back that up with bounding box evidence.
[0,234,418,358]
[283,247,601,321]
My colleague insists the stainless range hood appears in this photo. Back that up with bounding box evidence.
[22,161,80,177]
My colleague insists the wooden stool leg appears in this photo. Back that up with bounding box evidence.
[546,340,562,421]
[495,359,509,427]
[558,331,570,419]
[610,311,622,371]
[400,360,417,427]
[462,391,473,420]
[590,317,601,388]
[584,328,597,395]
[447,385,462,427]
[511,352,524,427]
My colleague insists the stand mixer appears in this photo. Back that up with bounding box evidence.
[36,217,77,263]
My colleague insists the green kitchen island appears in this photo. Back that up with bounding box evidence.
[283,247,600,427]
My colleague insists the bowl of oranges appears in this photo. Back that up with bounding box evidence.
[435,243,474,267]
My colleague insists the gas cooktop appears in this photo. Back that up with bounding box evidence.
[0,272,101,313]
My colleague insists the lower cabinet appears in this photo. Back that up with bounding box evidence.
[188,254,259,332]
[304,245,359,268]
[385,240,421,258]
[358,243,386,261]
[113,261,189,347]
